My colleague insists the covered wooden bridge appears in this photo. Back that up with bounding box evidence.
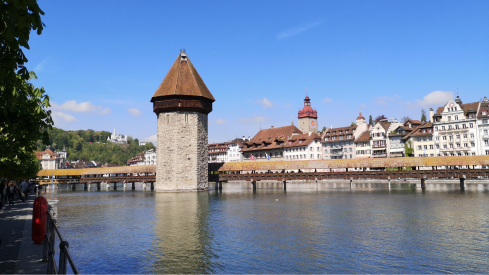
[36,156,489,191]
[216,155,489,190]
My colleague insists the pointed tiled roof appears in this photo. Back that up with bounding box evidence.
[151,50,215,102]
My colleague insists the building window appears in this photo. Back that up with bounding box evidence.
[418,145,422,150]
[443,136,446,140]
[430,145,433,149]
[470,123,474,128]
[484,119,489,124]
[455,115,459,120]
[442,126,446,130]
[310,154,314,159]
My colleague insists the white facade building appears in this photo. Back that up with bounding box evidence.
[432,95,479,156]
[227,138,247,162]
[35,149,66,170]
[107,128,128,144]
[144,149,157,165]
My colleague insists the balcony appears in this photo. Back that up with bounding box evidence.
[372,144,386,148]
[435,140,440,144]
[372,154,387,158]
[331,152,344,157]
[483,135,489,139]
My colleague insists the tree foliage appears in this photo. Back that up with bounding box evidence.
[0,0,51,179]
[368,115,373,125]
[321,126,327,132]
[404,140,414,157]
[37,128,156,166]
[402,116,412,123]
[421,108,427,122]
[374,115,387,123]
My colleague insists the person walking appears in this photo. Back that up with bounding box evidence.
[20,180,29,204]
[6,181,16,206]
[0,180,6,210]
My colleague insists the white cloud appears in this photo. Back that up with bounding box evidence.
[142,135,157,144]
[51,100,111,114]
[215,119,226,125]
[360,103,367,108]
[373,95,400,105]
[127,108,142,116]
[415,91,454,107]
[239,114,267,124]
[256,98,273,108]
[34,57,49,72]
[277,20,323,40]
[323,97,333,103]
[52,111,77,125]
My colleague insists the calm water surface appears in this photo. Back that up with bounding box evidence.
[51,182,489,273]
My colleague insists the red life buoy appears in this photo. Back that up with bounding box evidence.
[32,196,48,245]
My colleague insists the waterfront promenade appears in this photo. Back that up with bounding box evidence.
[0,195,47,274]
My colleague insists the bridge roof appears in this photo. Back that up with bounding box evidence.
[218,155,489,171]
[37,165,156,177]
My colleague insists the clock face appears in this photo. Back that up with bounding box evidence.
[310,120,316,127]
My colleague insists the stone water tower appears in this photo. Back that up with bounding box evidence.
[151,50,215,191]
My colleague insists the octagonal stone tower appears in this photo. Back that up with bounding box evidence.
[151,50,215,191]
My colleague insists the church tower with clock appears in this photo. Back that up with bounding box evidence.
[298,96,318,133]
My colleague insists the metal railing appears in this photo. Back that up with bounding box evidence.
[42,205,79,274]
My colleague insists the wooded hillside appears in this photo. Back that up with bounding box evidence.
[36,128,155,165]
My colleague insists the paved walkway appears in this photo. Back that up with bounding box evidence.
[0,193,47,274]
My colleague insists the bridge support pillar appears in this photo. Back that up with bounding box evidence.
[84,182,88,190]
[421,178,426,190]
[113,182,117,190]
[131,182,135,190]
[215,181,219,190]
[71,183,76,191]
[460,175,466,190]
[283,180,286,190]
[218,181,222,190]
[97,182,101,190]
[388,176,391,189]
[151,182,154,191]
[252,181,256,191]
[350,177,353,189]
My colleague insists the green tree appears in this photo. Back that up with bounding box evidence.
[421,108,427,122]
[321,126,327,132]
[404,140,414,157]
[368,115,373,125]
[1,0,51,179]
[351,122,357,126]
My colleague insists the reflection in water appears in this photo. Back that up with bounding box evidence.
[149,192,216,273]
[54,182,489,274]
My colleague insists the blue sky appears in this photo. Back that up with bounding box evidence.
[28,0,489,143]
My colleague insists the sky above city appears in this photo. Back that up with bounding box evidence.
[27,0,489,143]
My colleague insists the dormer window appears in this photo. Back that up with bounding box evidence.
[483,111,487,115]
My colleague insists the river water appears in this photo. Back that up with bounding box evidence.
[50,182,489,273]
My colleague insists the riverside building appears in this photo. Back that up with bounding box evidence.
[432,95,479,156]
[242,125,300,162]
[476,97,489,155]
[208,142,229,163]
[284,132,322,161]
[322,112,369,159]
